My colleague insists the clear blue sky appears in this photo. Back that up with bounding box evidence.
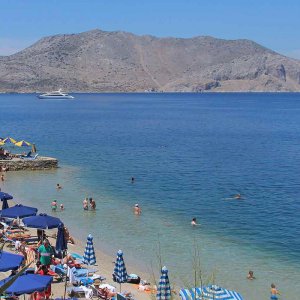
[1,0,300,58]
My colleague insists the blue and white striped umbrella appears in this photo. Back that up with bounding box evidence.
[180,285,243,300]
[113,250,128,291]
[82,234,96,265]
[156,266,171,300]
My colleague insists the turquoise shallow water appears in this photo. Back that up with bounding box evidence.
[1,93,300,299]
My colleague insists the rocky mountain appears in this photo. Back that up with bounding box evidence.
[0,29,300,92]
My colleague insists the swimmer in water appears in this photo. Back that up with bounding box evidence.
[134,204,141,215]
[131,177,135,183]
[234,193,242,199]
[56,183,62,190]
[60,204,64,211]
[247,270,256,280]
[191,217,199,226]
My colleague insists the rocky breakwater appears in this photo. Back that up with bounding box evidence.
[0,156,58,171]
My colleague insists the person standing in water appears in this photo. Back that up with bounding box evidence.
[131,177,135,183]
[83,198,88,210]
[51,200,57,211]
[56,183,62,190]
[90,197,96,210]
[270,283,280,300]
[1,174,4,181]
[134,204,141,215]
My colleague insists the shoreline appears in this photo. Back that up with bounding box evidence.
[0,199,154,300]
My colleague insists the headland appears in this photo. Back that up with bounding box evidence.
[0,156,58,171]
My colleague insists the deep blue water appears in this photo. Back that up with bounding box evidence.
[1,93,300,299]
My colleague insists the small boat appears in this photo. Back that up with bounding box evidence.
[38,89,74,99]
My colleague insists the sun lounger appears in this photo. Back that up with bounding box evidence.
[20,154,38,160]
[71,252,84,262]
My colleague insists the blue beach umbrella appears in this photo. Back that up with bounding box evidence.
[83,234,96,265]
[23,213,62,229]
[0,192,13,201]
[156,266,171,300]
[2,198,9,210]
[0,274,52,295]
[179,285,243,300]
[56,223,68,253]
[1,204,37,218]
[0,251,24,272]
[113,249,128,291]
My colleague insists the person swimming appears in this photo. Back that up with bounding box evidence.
[247,270,256,280]
[60,204,64,211]
[56,183,62,189]
[191,217,198,226]
[131,177,135,183]
[234,193,242,199]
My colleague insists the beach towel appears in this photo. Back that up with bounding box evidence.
[25,247,36,266]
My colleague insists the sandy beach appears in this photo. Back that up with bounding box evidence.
[0,200,155,300]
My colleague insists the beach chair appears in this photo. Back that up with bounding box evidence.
[20,151,32,158]
[21,154,38,160]
[90,285,109,300]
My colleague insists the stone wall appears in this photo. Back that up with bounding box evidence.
[0,156,58,171]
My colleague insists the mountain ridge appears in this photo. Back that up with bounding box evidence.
[0,29,299,92]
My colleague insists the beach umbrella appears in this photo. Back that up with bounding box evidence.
[0,204,37,218]
[0,274,52,295]
[82,234,96,265]
[56,223,68,253]
[179,285,243,300]
[113,249,128,291]
[156,266,171,300]
[2,137,16,144]
[0,192,13,201]
[14,140,31,147]
[0,251,24,272]
[23,213,62,229]
[0,141,4,146]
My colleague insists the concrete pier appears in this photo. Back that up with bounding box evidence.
[0,156,58,171]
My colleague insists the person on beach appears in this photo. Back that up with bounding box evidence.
[56,183,62,189]
[51,200,57,211]
[60,204,64,211]
[90,197,96,210]
[37,239,53,267]
[270,283,280,299]
[83,197,89,210]
[64,226,75,244]
[134,204,141,215]
[247,270,256,280]
[37,229,46,242]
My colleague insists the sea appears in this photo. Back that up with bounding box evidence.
[1,93,300,300]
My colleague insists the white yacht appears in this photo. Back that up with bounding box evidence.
[38,89,74,99]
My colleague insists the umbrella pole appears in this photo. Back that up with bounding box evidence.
[63,270,68,300]
[120,283,121,292]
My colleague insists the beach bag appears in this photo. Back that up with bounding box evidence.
[127,274,141,284]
